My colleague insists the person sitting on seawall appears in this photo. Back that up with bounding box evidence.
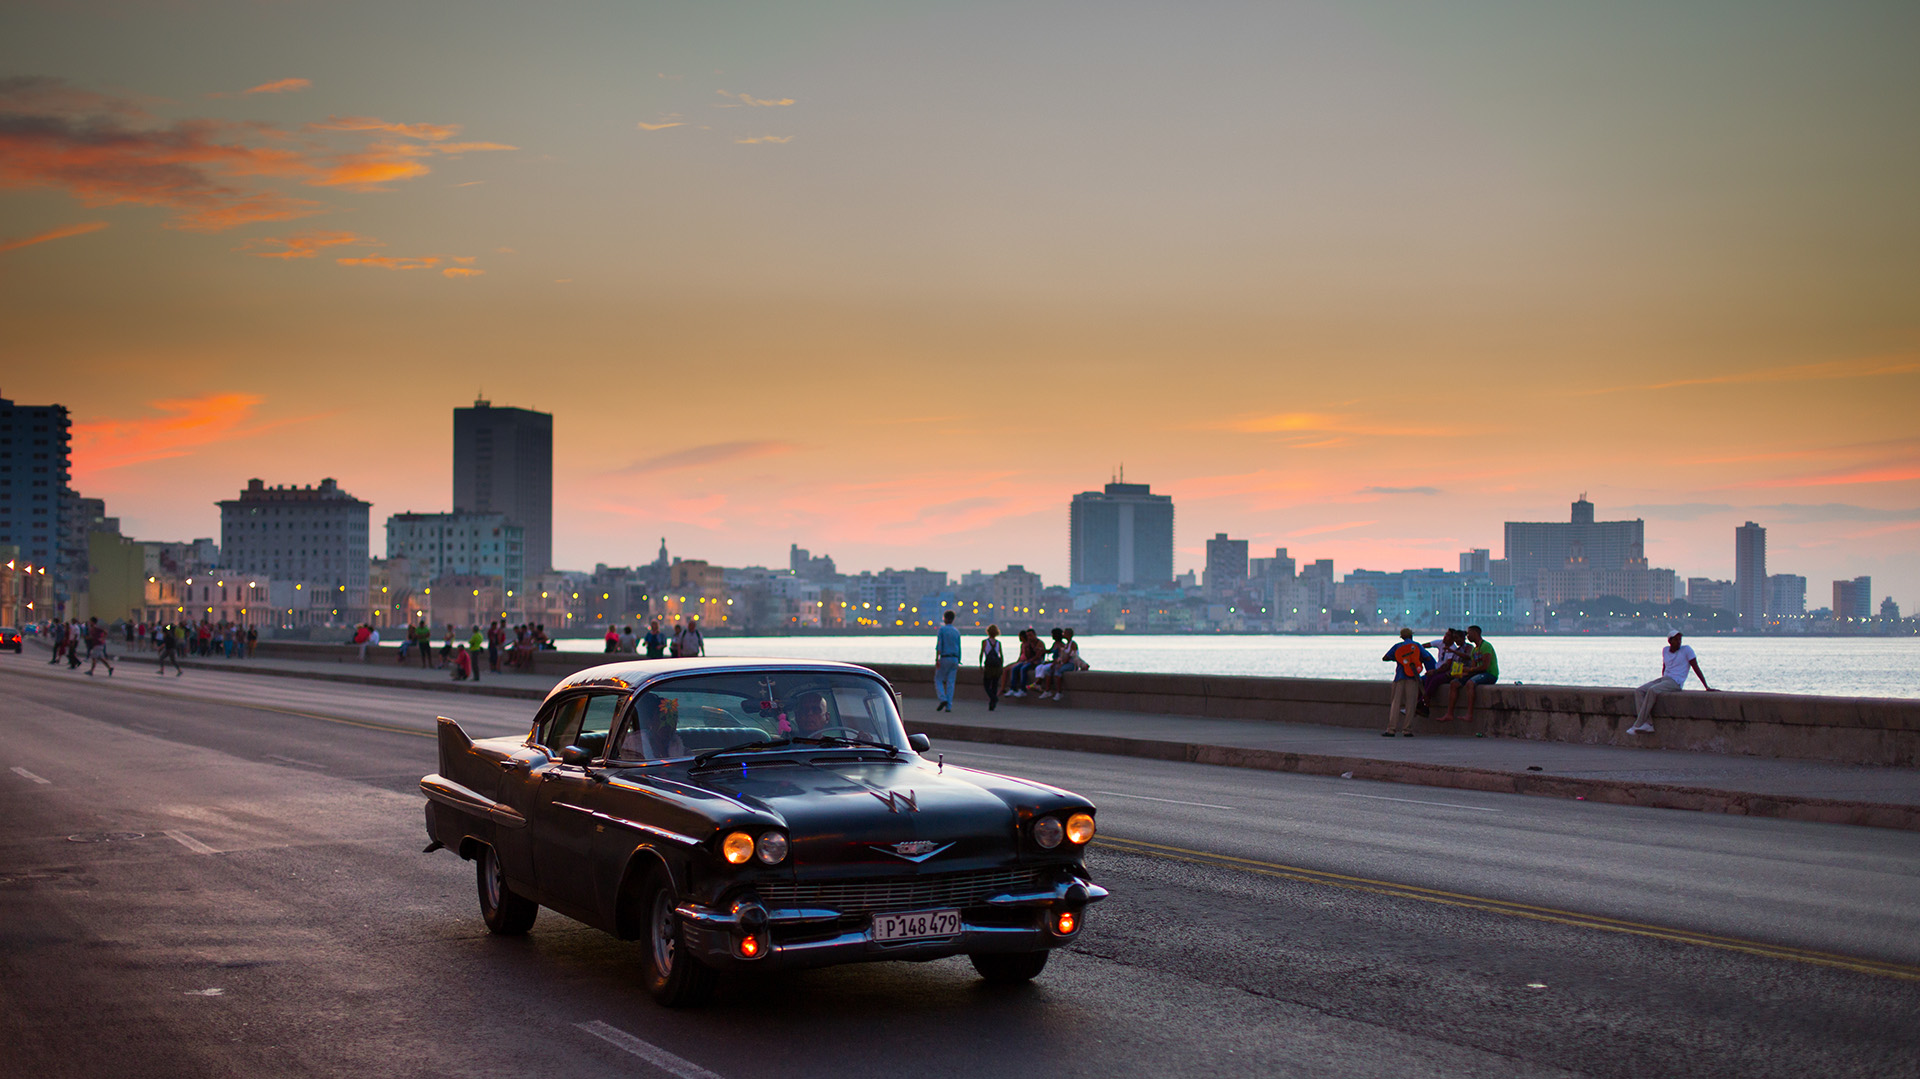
[1627,631,1715,736]
[1004,629,1040,699]
[1041,628,1085,702]
[451,643,473,681]
[1435,625,1497,731]
[620,694,686,759]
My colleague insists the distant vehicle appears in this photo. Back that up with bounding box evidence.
[0,627,21,653]
[420,658,1107,1006]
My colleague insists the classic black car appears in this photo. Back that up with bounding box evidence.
[420,658,1106,1005]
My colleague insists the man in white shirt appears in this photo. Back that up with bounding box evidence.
[1628,631,1715,735]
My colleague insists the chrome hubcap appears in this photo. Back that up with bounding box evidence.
[651,890,676,975]
[483,849,502,910]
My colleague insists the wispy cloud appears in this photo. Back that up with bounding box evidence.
[1728,462,1920,490]
[617,440,794,474]
[310,115,461,141]
[1359,486,1440,496]
[716,90,794,107]
[70,394,321,473]
[1615,502,1736,521]
[735,135,794,145]
[1223,411,1454,438]
[637,121,685,131]
[239,229,375,259]
[242,78,311,95]
[338,254,440,270]
[441,267,484,278]
[0,219,108,254]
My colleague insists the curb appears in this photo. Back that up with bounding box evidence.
[905,720,1920,834]
[57,644,1917,833]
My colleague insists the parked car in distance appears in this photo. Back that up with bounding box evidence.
[420,658,1107,1006]
[0,627,22,653]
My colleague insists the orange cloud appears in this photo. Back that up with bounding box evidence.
[1731,462,1920,489]
[716,90,795,107]
[311,116,461,141]
[309,142,434,188]
[69,393,297,473]
[338,254,440,270]
[0,219,108,253]
[637,121,685,131]
[240,229,376,259]
[735,135,794,145]
[243,78,311,95]
[442,267,484,278]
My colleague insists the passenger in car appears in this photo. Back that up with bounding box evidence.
[620,694,686,759]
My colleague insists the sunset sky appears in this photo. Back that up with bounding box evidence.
[3,1,1916,606]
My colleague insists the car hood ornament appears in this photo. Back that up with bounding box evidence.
[872,840,953,863]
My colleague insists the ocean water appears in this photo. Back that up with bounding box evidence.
[555,634,1920,700]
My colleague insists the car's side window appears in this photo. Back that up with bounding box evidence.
[537,697,587,754]
[575,694,622,759]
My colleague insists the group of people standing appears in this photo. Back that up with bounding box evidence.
[933,613,1086,712]
[602,618,705,660]
[1382,625,1499,735]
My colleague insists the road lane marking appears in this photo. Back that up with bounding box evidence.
[577,1021,727,1079]
[10,767,50,785]
[2,668,439,739]
[1087,790,1235,810]
[1339,792,1496,812]
[164,830,220,855]
[264,754,328,769]
[1095,834,1920,983]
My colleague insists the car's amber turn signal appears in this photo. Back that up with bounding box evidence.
[1065,812,1095,844]
[722,831,755,864]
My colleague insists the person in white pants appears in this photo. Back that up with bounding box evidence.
[1629,632,1715,734]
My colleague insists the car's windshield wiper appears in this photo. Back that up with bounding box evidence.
[691,738,793,769]
[690,734,901,769]
[812,734,902,755]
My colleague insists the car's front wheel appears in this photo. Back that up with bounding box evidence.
[476,844,538,935]
[970,949,1050,984]
[639,867,716,1007]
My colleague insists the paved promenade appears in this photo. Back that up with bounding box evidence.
[53,644,1920,826]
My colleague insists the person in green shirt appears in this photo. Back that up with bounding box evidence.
[468,626,487,682]
[1437,624,1498,727]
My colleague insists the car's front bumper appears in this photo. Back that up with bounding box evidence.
[677,873,1109,972]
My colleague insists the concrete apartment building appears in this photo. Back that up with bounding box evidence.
[1832,576,1873,621]
[385,511,525,598]
[218,478,371,626]
[1735,521,1767,630]
[454,398,553,574]
[0,397,71,600]
[1069,480,1175,590]
[1204,533,1249,598]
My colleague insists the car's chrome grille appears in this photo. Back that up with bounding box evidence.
[757,868,1039,913]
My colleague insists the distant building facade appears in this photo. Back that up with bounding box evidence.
[218,478,371,626]
[1832,576,1873,621]
[1503,497,1648,600]
[1203,533,1248,597]
[0,397,72,603]
[1069,481,1174,590]
[454,398,553,574]
[1765,573,1807,618]
[385,511,525,599]
[1734,521,1766,630]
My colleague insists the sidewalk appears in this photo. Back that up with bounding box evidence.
[89,644,1920,831]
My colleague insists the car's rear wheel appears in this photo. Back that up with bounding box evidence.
[970,949,1050,984]
[476,844,538,935]
[640,867,716,1007]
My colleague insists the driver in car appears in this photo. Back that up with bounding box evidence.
[620,693,686,759]
[790,691,835,737]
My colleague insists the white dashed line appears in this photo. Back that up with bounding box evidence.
[1338,792,1497,812]
[577,1021,728,1079]
[164,830,220,854]
[1086,791,1235,810]
[10,767,50,785]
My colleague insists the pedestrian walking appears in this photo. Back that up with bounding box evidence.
[488,620,504,673]
[677,617,705,658]
[156,623,183,676]
[979,624,1005,711]
[1381,628,1433,736]
[85,617,114,676]
[1628,631,1715,735]
[933,610,961,711]
[643,620,667,659]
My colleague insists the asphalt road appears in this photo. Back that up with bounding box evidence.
[3,657,1917,1079]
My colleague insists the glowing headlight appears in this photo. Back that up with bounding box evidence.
[1032,817,1064,849]
[756,832,789,864]
[721,831,755,864]
[1065,812,1095,844]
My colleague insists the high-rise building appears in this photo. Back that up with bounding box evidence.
[1203,533,1248,597]
[385,511,525,597]
[219,478,371,624]
[1734,521,1766,630]
[1764,573,1806,618]
[1250,547,1296,582]
[1503,497,1647,599]
[1069,481,1174,589]
[454,398,553,574]
[0,397,71,596]
[1832,576,1872,621]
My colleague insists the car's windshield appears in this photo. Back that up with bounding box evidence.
[609,670,907,762]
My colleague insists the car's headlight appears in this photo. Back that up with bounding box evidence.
[721,831,755,864]
[756,831,788,864]
[1032,817,1064,849]
[1065,812,1095,844]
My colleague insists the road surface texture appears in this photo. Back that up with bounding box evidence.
[2,659,1916,1079]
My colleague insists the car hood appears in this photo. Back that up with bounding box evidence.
[683,756,1026,873]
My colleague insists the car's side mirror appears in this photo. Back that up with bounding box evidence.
[908,732,932,753]
[559,745,594,767]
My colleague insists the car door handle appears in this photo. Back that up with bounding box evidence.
[499,760,525,772]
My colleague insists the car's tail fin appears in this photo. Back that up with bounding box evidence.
[436,716,473,774]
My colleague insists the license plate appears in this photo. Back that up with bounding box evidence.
[871,908,961,941]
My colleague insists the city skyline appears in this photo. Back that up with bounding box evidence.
[2,2,1916,605]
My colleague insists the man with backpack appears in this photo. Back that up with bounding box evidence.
[1381,628,1435,736]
